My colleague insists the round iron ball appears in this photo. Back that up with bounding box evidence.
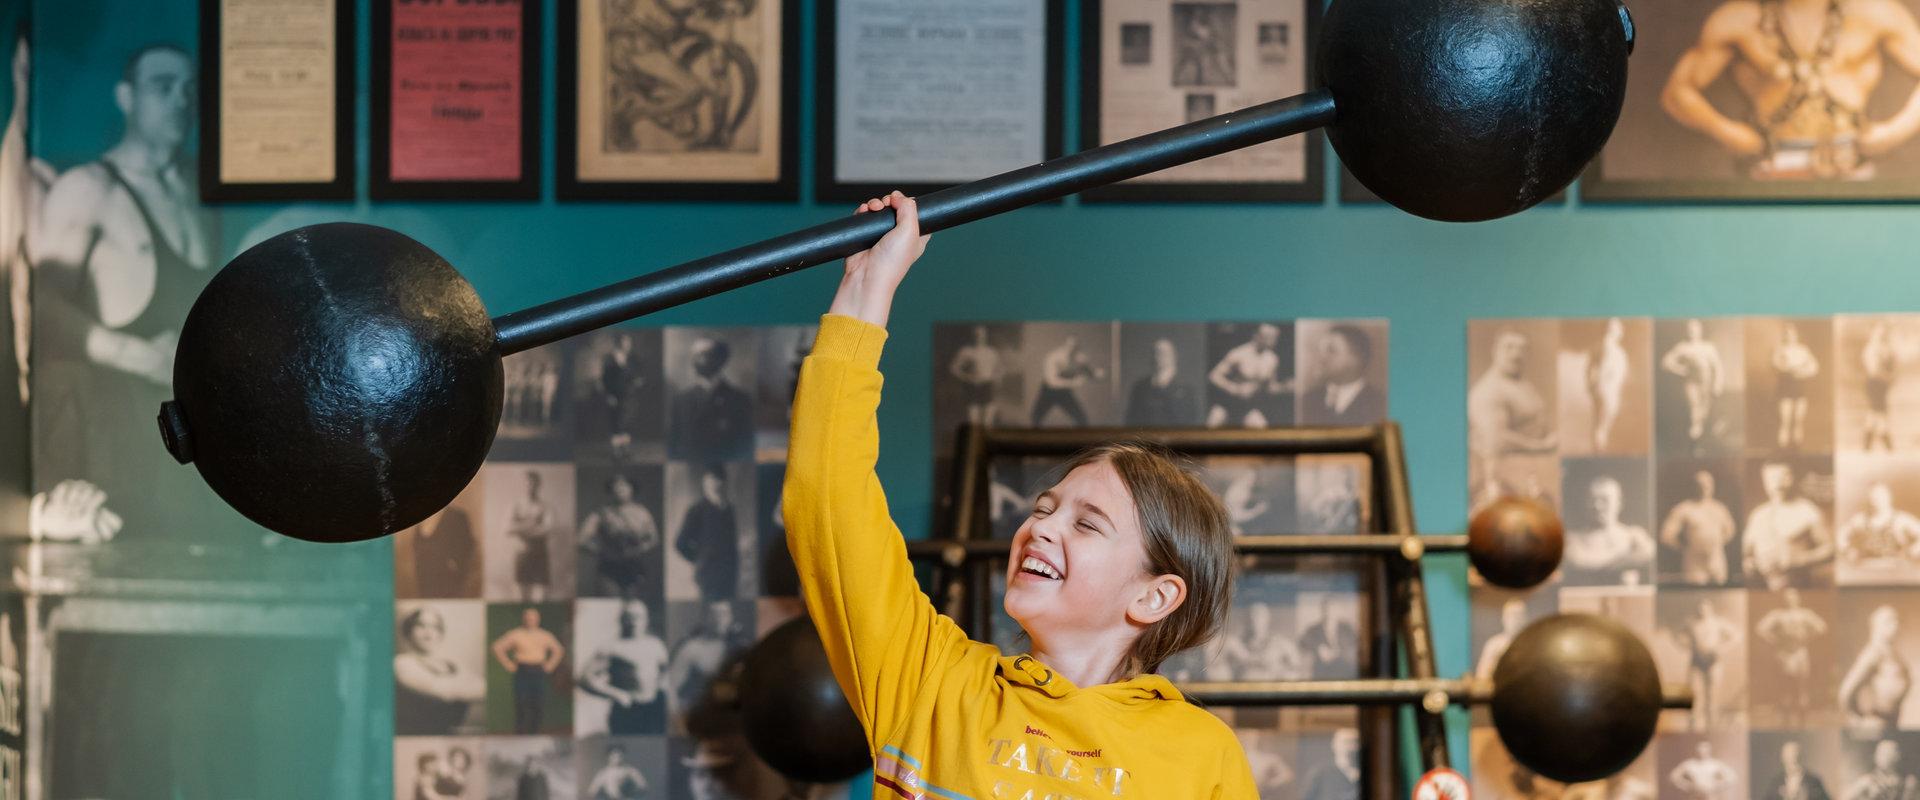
[1320,0,1634,221]
[1468,496,1565,589]
[164,223,501,543]
[736,617,871,784]
[1491,613,1662,784]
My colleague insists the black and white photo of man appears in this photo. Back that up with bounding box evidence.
[480,464,577,602]
[1748,318,1831,452]
[1299,728,1361,800]
[1657,318,1744,456]
[484,737,575,800]
[579,737,668,800]
[1655,590,1748,731]
[1298,320,1388,426]
[1664,737,1741,799]
[1021,322,1116,428]
[30,42,230,542]
[1119,323,1205,427]
[1207,322,1294,428]
[1753,733,1837,800]
[1298,592,1359,680]
[1656,461,1741,586]
[1470,323,1560,458]
[1469,322,1559,509]
[1296,454,1369,534]
[398,486,483,599]
[1560,458,1656,586]
[667,328,755,462]
[666,600,752,734]
[1171,3,1237,87]
[1200,456,1296,537]
[667,462,753,603]
[1476,598,1531,680]
[1753,588,1836,729]
[1837,316,1920,453]
[1841,736,1920,800]
[943,324,1014,430]
[576,598,670,736]
[583,742,650,800]
[1558,317,1652,456]
[1837,463,1920,586]
[573,329,664,464]
[1744,458,1836,589]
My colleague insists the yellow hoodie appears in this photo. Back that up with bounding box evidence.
[785,315,1258,800]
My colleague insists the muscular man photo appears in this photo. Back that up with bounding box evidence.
[1663,0,1920,180]
[1744,461,1836,589]
[491,607,566,735]
[31,43,227,542]
[578,599,669,735]
[1757,589,1831,727]
[1661,470,1739,585]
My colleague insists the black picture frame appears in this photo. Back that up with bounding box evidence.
[556,0,800,201]
[370,0,541,200]
[198,0,355,202]
[814,0,1067,203]
[1080,0,1322,203]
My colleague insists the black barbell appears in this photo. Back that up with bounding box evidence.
[160,0,1633,542]
[736,613,1678,786]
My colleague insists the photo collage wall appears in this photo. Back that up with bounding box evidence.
[390,325,840,800]
[1467,315,1920,799]
[934,319,1390,799]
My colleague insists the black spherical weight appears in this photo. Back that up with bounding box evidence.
[737,617,871,784]
[1468,496,1565,589]
[1320,0,1633,221]
[1491,614,1662,784]
[167,223,501,543]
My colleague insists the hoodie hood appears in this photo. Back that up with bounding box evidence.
[996,653,1187,703]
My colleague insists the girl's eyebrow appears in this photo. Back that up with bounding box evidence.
[1081,502,1114,526]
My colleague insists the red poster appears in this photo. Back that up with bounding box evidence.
[389,0,523,181]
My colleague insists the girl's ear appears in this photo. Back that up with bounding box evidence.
[1127,574,1189,626]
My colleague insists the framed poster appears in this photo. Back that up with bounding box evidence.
[198,0,354,201]
[557,0,800,201]
[1583,0,1920,201]
[1081,0,1321,203]
[816,0,1066,203]
[371,0,540,200]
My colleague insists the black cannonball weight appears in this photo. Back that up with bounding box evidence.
[165,223,502,543]
[1320,0,1634,221]
[1468,496,1565,589]
[737,617,871,784]
[1491,614,1662,784]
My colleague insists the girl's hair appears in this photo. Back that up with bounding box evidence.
[1053,442,1234,676]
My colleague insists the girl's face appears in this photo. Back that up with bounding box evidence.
[407,612,445,652]
[1003,460,1164,654]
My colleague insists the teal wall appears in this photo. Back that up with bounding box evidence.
[30,0,1920,792]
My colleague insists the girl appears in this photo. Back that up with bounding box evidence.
[785,192,1256,798]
